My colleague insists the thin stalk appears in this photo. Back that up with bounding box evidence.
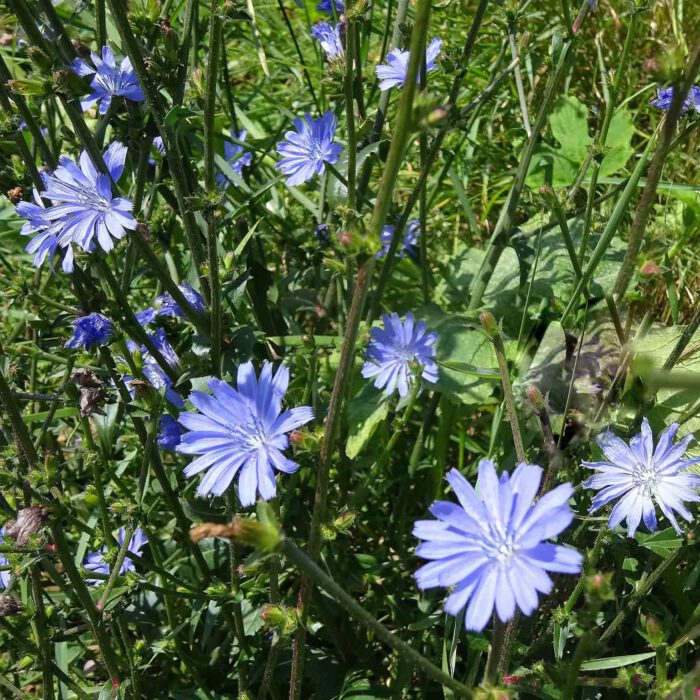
[484,617,505,685]
[561,131,658,323]
[550,198,583,280]
[614,41,700,298]
[481,313,525,462]
[467,0,591,311]
[367,0,490,316]
[30,565,55,700]
[372,381,420,476]
[204,0,224,376]
[96,0,107,46]
[344,8,357,211]
[105,0,209,286]
[80,416,114,547]
[97,526,133,611]
[655,644,668,697]
[279,537,474,698]
[507,16,531,137]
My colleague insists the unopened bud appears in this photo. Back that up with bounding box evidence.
[190,517,281,553]
[425,107,448,126]
[261,604,297,634]
[0,595,21,617]
[479,311,500,340]
[526,385,546,413]
[27,46,53,72]
[333,509,356,532]
[4,506,49,545]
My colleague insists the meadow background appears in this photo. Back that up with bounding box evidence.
[0,0,699,697]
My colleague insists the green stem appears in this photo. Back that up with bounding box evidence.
[613,41,700,299]
[344,6,357,212]
[373,381,420,475]
[467,0,590,311]
[655,643,668,697]
[204,0,224,377]
[97,527,132,611]
[279,537,474,698]
[80,416,114,548]
[30,565,55,700]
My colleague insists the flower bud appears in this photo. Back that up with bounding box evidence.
[479,311,500,340]
[525,385,546,413]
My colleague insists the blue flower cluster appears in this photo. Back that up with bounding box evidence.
[651,85,700,113]
[376,38,443,91]
[84,528,148,585]
[65,313,114,350]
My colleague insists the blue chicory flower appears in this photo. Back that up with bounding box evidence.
[0,528,10,589]
[414,461,582,631]
[362,312,438,397]
[158,414,184,449]
[377,220,420,260]
[155,282,206,319]
[126,328,184,408]
[651,84,700,113]
[135,308,158,326]
[376,37,443,91]
[315,224,332,247]
[148,136,166,166]
[311,22,344,60]
[71,46,145,115]
[275,112,342,187]
[65,313,114,350]
[177,361,314,505]
[15,141,136,273]
[316,0,344,14]
[215,130,252,188]
[84,528,148,584]
[583,418,700,537]
[15,187,64,271]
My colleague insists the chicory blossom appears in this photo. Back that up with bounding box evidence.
[84,528,148,584]
[651,85,700,113]
[15,188,66,272]
[414,461,582,631]
[158,415,184,449]
[275,112,342,186]
[71,46,145,114]
[583,419,700,537]
[362,312,438,397]
[377,221,420,260]
[126,329,184,408]
[0,528,10,589]
[155,282,206,319]
[15,142,136,273]
[311,22,344,60]
[177,362,314,505]
[317,0,344,14]
[376,38,442,91]
[148,136,165,166]
[216,130,252,187]
[65,313,113,350]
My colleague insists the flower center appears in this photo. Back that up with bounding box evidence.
[229,415,269,453]
[76,189,112,212]
[632,463,658,493]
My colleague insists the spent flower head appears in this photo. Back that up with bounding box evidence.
[71,46,145,114]
[65,313,113,350]
[275,112,342,186]
[177,361,313,505]
[414,461,582,631]
[583,418,700,537]
[376,38,442,91]
[362,312,438,397]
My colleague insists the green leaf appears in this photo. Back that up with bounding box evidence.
[599,108,635,177]
[345,384,389,459]
[416,305,499,405]
[580,651,656,671]
[636,527,684,558]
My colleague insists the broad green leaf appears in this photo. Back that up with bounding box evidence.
[416,305,499,405]
[345,384,389,459]
[580,651,655,671]
[636,527,684,558]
